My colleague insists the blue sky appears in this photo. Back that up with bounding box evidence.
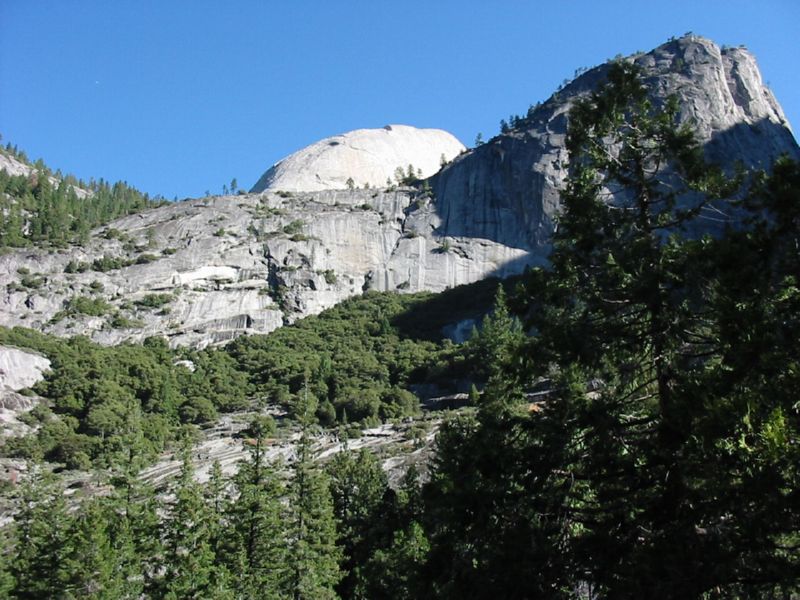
[1,1,798,199]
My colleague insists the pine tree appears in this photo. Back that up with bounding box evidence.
[466,286,525,385]
[159,454,223,599]
[362,521,430,600]
[327,448,390,598]
[421,61,800,598]
[225,431,288,598]
[288,389,342,599]
[60,498,131,599]
[9,466,70,598]
[0,527,15,597]
[107,418,161,596]
[489,61,797,596]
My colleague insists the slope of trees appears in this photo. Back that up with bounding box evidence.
[0,426,348,599]
[225,288,502,426]
[0,329,248,469]
[0,146,166,249]
[0,282,505,471]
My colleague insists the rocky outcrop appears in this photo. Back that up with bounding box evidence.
[0,35,796,348]
[0,186,521,347]
[431,35,799,260]
[0,346,49,437]
[0,346,50,392]
[251,125,465,192]
[0,153,33,179]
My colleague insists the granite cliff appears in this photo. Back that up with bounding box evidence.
[431,35,799,262]
[1,35,797,348]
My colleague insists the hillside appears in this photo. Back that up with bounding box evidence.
[0,33,798,598]
[1,35,797,349]
[0,145,165,250]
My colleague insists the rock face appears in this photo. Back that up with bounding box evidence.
[0,35,796,348]
[0,153,33,179]
[251,125,465,192]
[431,35,799,262]
[0,346,49,436]
[0,187,523,347]
[0,346,50,392]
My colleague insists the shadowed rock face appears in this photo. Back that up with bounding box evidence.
[250,125,466,193]
[0,36,796,348]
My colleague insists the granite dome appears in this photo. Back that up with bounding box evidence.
[250,125,465,193]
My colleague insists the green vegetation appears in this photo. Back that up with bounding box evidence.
[394,164,422,186]
[416,62,800,598]
[134,252,159,264]
[134,293,174,310]
[108,313,144,329]
[0,418,349,599]
[63,295,112,317]
[1,66,798,598]
[0,428,429,599]
[0,278,506,470]
[91,255,133,272]
[322,269,337,284]
[226,289,497,425]
[0,145,166,249]
[282,219,305,235]
[0,328,248,468]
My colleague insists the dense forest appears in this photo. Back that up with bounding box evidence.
[0,63,798,598]
[0,279,507,472]
[0,144,166,249]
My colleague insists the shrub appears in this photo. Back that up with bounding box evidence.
[282,220,305,235]
[135,293,174,309]
[65,295,112,317]
[135,253,159,264]
[92,255,131,272]
[109,313,144,329]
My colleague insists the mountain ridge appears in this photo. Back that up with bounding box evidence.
[1,35,797,348]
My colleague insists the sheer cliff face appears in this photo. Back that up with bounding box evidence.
[431,35,799,259]
[1,36,797,348]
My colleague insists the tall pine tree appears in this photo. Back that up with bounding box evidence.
[287,388,342,600]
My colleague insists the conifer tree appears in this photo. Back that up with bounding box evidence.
[204,459,228,555]
[159,454,223,599]
[0,527,15,597]
[423,61,800,598]
[9,466,70,599]
[225,427,288,598]
[518,60,782,597]
[287,388,342,599]
[327,448,390,598]
[60,498,131,599]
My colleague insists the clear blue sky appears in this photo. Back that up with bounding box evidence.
[1,1,798,199]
